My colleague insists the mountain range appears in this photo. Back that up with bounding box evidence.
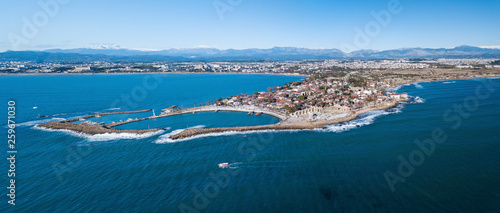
[1,45,499,62]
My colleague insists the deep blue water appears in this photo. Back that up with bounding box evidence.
[1,74,499,212]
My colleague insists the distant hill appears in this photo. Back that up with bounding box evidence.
[0,51,188,63]
[2,45,500,62]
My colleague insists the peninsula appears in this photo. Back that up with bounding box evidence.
[38,73,410,140]
[35,58,500,140]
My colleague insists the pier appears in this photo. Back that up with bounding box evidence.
[37,105,287,135]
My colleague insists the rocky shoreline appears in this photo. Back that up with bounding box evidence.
[37,109,164,135]
[169,101,399,140]
[37,101,399,139]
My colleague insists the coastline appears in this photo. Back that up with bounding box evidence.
[37,109,165,135]
[36,101,399,140]
[0,71,309,78]
[35,75,500,140]
[167,75,500,140]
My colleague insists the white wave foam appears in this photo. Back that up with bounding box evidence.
[412,82,423,88]
[105,107,121,111]
[227,162,243,169]
[386,85,402,92]
[412,96,426,104]
[17,118,66,127]
[155,103,410,142]
[443,81,455,84]
[33,125,165,142]
[388,82,424,91]
[155,104,408,142]
[323,110,388,133]
[187,125,206,129]
[154,127,302,143]
[322,104,405,133]
[84,131,165,142]
[155,129,185,143]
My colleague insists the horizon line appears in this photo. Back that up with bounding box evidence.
[3,45,500,53]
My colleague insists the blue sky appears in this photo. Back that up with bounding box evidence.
[0,0,499,51]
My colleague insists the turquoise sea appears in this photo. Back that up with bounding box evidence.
[1,74,499,212]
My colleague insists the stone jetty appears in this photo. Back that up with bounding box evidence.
[38,109,164,135]
[38,101,400,139]
[169,101,399,140]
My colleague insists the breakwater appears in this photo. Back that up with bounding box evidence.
[38,101,399,139]
[169,101,399,140]
[38,109,164,135]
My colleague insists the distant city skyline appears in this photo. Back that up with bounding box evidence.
[1,0,499,52]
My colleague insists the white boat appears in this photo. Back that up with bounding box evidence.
[33,106,38,109]
[218,163,229,168]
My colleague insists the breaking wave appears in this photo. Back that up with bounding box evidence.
[323,105,403,133]
[17,118,66,127]
[322,96,425,133]
[33,125,165,142]
[387,82,425,92]
[412,82,423,88]
[443,81,455,84]
[155,102,416,142]
[408,96,426,104]
[386,85,402,92]
[154,127,302,144]
[227,162,243,169]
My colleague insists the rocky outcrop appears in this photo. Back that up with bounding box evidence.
[38,121,163,135]
[169,101,400,140]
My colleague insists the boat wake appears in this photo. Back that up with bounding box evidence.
[387,82,425,92]
[33,125,165,142]
[227,162,243,169]
[222,161,301,169]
